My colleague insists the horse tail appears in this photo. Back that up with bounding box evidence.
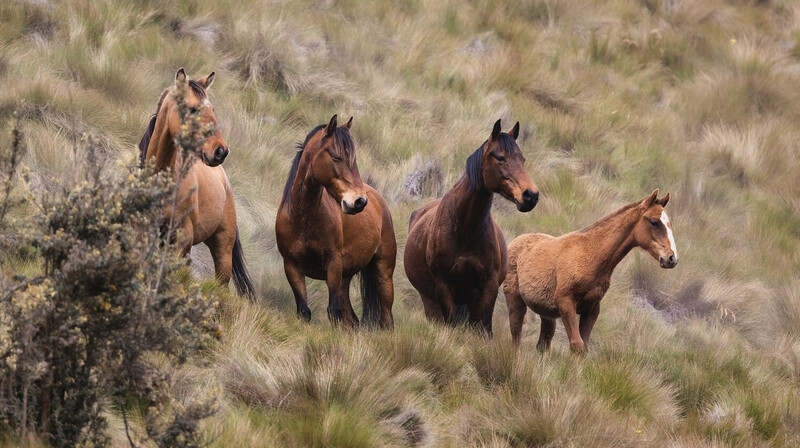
[138,115,157,169]
[232,228,256,299]
[360,261,381,327]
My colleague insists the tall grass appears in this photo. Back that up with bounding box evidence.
[2,0,800,445]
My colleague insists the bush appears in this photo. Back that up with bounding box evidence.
[0,97,220,447]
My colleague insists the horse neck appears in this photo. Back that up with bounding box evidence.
[148,108,180,173]
[443,177,494,239]
[580,205,641,277]
[287,151,326,217]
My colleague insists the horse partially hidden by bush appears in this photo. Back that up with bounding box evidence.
[504,189,678,354]
[138,68,255,297]
[275,115,397,329]
[404,119,539,335]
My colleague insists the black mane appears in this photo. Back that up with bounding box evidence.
[138,115,156,168]
[465,133,520,194]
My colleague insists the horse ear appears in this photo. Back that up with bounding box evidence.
[175,67,187,85]
[491,119,502,141]
[644,189,659,206]
[201,71,215,89]
[345,116,353,129]
[658,192,670,207]
[326,114,338,137]
[509,121,520,140]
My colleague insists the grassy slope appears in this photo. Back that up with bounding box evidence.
[2,0,800,446]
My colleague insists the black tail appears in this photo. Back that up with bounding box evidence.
[138,115,156,169]
[232,228,256,299]
[360,261,381,327]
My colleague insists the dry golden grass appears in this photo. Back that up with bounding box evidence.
[3,0,800,446]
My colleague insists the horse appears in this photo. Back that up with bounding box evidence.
[275,115,397,329]
[138,68,255,298]
[403,119,539,335]
[503,189,678,354]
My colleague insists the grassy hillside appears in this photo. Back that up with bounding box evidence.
[3,0,800,446]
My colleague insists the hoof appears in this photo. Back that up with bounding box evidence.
[298,305,312,322]
[327,306,343,323]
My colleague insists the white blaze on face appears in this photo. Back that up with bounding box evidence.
[660,210,677,255]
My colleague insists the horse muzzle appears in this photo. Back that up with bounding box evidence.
[516,189,539,212]
[202,146,229,167]
[659,253,678,269]
[341,195,368,214]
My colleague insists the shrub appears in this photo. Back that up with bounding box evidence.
[0,93,220,447]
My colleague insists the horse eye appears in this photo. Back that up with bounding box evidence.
[494,154,505,162]
[189,107,199,114]
[330,154,343,162]
[650,219,659,228]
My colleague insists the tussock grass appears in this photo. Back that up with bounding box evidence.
[3,0,800,445]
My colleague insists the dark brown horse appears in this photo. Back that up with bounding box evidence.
[503,189,678,353]
[404,119,539,335]
[138,68,254,297]
[275,115,397,329]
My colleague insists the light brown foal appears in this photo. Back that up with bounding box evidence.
[504,190,678,353]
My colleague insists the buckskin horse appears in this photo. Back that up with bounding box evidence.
[503,189,678,354]
[404,119,539,335]
[138,68,255,297]
[275,115,397,329]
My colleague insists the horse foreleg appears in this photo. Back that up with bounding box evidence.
[325,258,348,327]
[284,261,311,322]
[504,283,527,346]
[338,275,359,328]
[537,317,556,352]
[471,280,499,337]
[557,296,585,354]
[579,302,601,350]
[434,280,457,324]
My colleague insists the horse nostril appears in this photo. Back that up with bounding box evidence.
[668,254,676,264]
[354,197,367,209]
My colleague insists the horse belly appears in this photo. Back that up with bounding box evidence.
[514,243,559,317]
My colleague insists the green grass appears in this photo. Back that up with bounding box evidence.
[3,0,800,446]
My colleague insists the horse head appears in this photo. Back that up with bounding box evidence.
[156,68,229,167]
[305,114,367,214]
[635,189,678,268]
[469,119,539,212]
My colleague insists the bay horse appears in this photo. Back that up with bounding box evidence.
[503,189,678,354]
[404,119,539,335]
[138,68,255,297]
[275,115,397,329]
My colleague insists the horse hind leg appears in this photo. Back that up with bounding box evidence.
[537,317,557,352]
[504,285,528,347]
[206,228,235,286]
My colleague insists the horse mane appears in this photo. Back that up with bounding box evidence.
[281,124,324,207]
[138,115,157,168]
[138,81,208,168]
[578,200,642,234]
[465,133,520,194]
